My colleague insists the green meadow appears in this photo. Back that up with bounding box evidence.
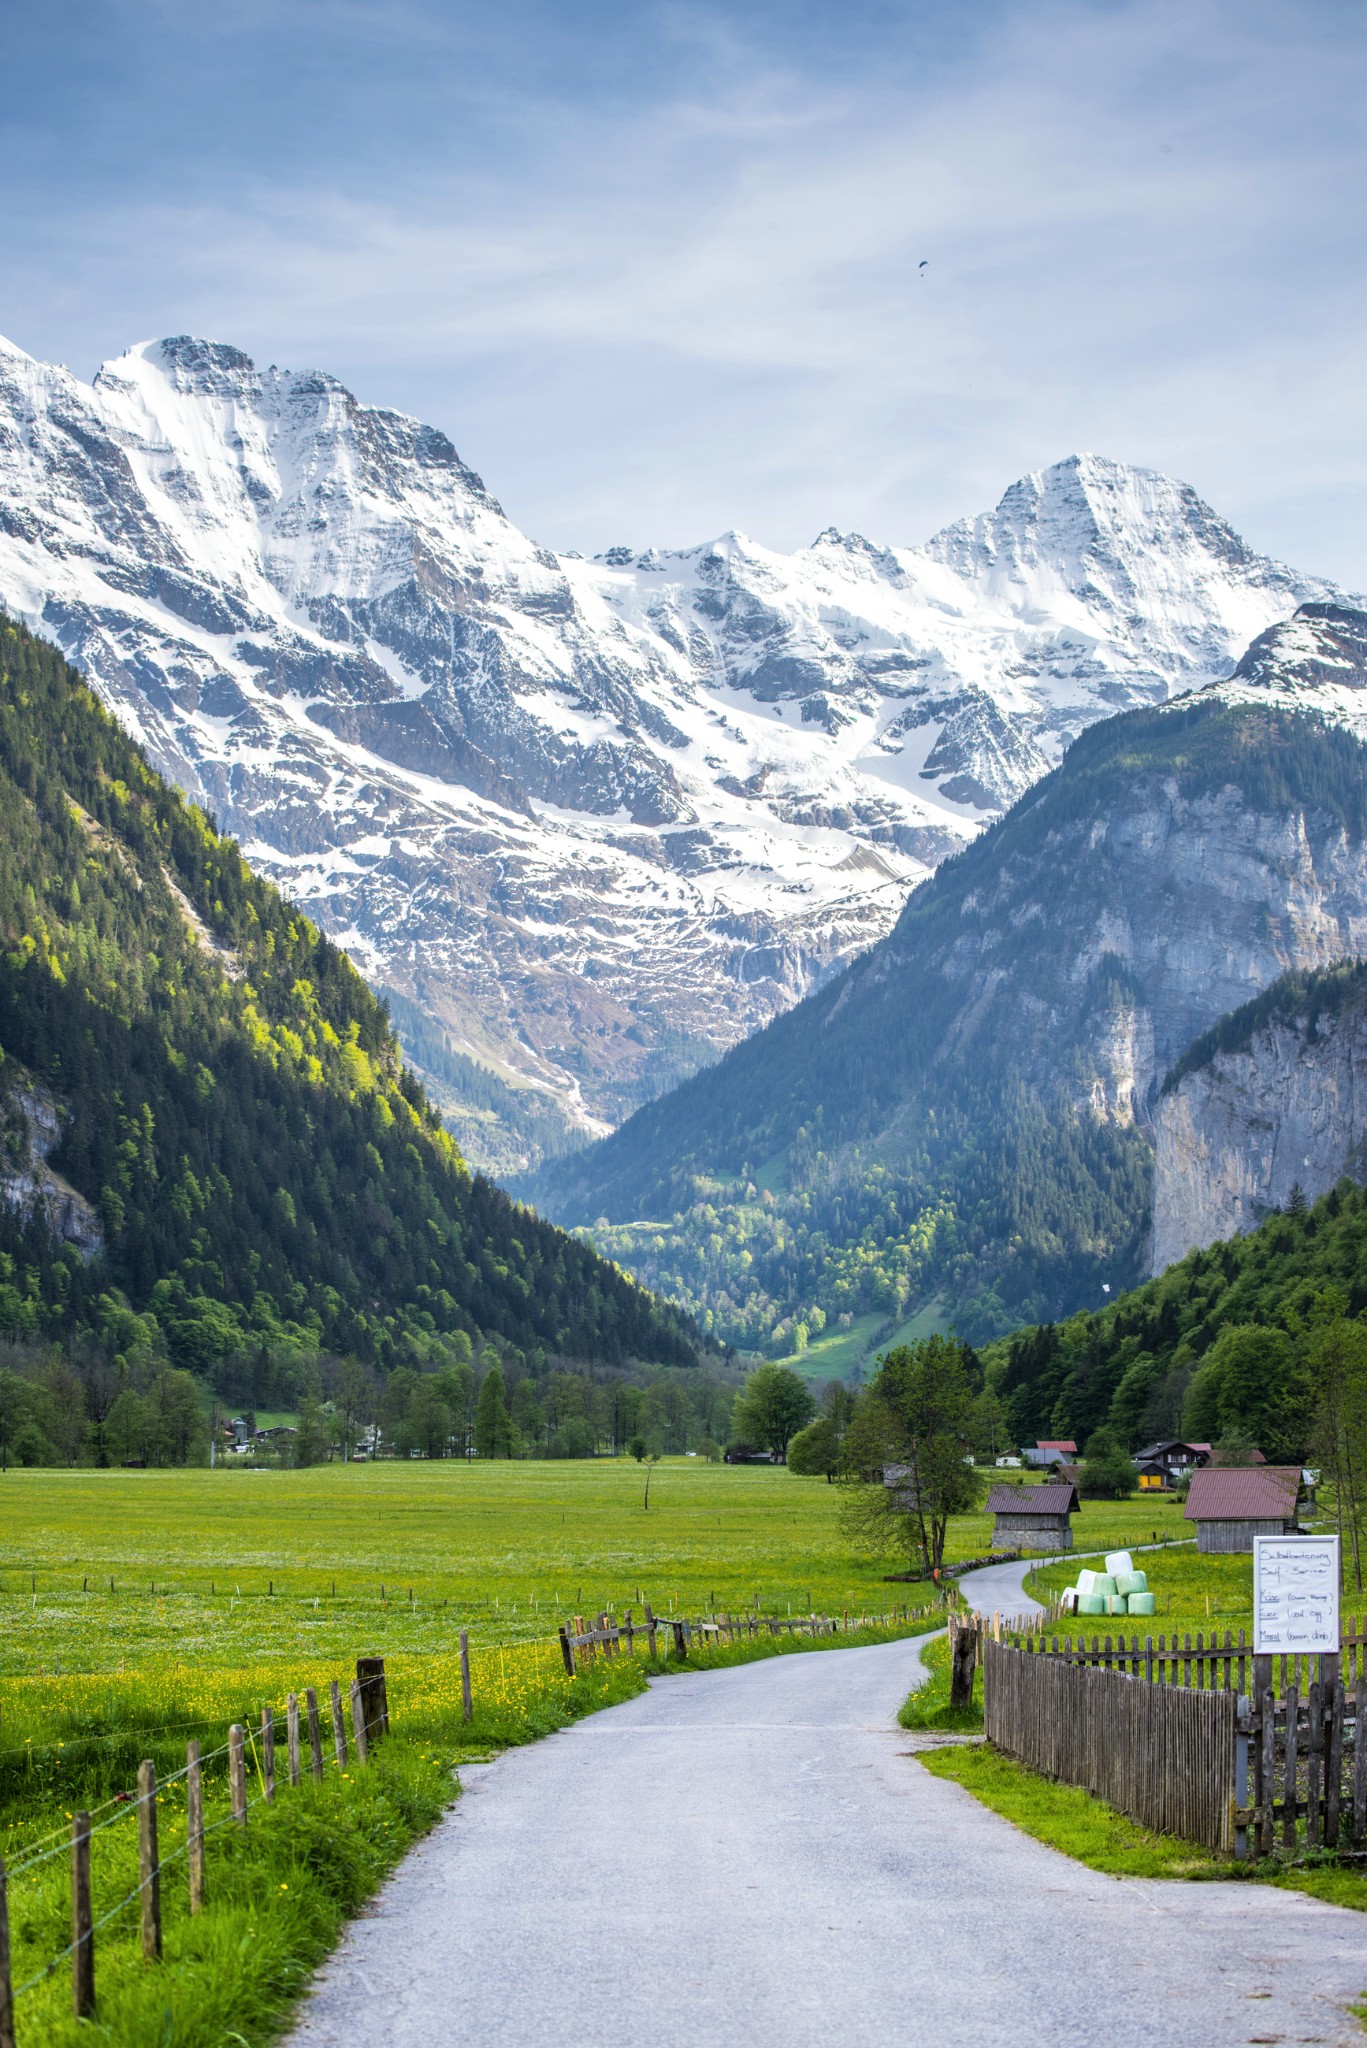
[0,1461,1205,1685]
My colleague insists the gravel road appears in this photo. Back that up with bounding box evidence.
[290,1635,1366,2047]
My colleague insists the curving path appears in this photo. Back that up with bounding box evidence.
[290,1636,1366,2048]
[957,1554,1044,1618]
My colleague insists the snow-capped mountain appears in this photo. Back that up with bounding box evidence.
[0,332,1344,1168]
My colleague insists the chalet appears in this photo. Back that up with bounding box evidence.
[1184,1466,1302,1553]
[985,1479,1080,1553]
[1132,1441,1212,1487]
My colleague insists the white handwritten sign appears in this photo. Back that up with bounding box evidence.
[1254,1534,1340,1654]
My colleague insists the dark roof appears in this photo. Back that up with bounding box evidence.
[986,1481,1080,1517]
[1184,1467,1302,1522]
[1134,1440,1206,1461]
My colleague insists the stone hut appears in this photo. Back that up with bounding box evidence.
[1184,1467,1301,1553]
[985,1479,1080,1553]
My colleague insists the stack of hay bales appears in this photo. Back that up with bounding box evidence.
[1057,1550,1156,1618]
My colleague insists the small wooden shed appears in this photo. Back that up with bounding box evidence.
[1184,1467,1301,1553]
[985,1479,1080,1553]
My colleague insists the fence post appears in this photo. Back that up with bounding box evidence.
[558,1624,575,1678]
[0,1854,21,2048]
[306,1688,325,1784]
[137,1761,161,1961]
[71,1810,94,2018]
[950,1620,978,1711]
[1326,1673,1344,1849]
[356,1657,388,1745]
[0,1856,13,2048]
[261,1708,276,1801]
[229,1724,247,1825]
[1234,1695,1250,1862]
[187,1739,205,1914]
[672,1619,687,1658]
[287,1693,302,1787]
[461,1631,475,1717]
[329,1679,349,1767]
[349,1680,369,1764]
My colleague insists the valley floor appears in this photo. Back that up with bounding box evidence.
[288,1634,1366,2048]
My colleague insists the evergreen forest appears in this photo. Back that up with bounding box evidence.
[0,615,699,1458]
[986,1176,1367,1463]
[535,699,1367,1350]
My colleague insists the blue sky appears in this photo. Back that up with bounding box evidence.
[2,0,1365,579]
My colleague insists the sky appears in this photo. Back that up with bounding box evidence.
[1,0,1365,581]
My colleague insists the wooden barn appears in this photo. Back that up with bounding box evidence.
[1183,1467,1301,1553]
[985,1479,1080,1553]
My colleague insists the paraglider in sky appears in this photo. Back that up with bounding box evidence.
[918,259,928,273]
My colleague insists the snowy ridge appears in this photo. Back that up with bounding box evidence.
[0,333,1346,1166]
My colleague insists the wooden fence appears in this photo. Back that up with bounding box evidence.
[560,1601,935,1672]
[981,1637,1238,1852]
[1003,1614,1367,1695]
[0,1654,391,2045]
[974,1614,1367,1860]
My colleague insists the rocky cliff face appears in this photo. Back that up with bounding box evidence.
[1151,966,1367,1273]
[0,1081,103,1259]
[535,682,1367,1341]
[0,331,1347,1166]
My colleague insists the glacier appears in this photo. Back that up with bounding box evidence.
[0,330,1345,1168]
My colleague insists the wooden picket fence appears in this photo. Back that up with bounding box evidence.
[0,1654,393,2045]
[982,1637,1237,1851]
[560,1600,935,1672]
[973,1613,1367,1860]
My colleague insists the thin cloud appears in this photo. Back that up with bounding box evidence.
[1,0,1363,573]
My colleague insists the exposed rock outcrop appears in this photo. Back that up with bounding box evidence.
[0,1081,103,1257]
[1150,963,1367,1273]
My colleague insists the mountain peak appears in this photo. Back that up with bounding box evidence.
[1206,600,1367,721]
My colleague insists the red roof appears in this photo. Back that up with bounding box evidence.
[1184,1467,1301,1523]
[1037,1439,1077,1453]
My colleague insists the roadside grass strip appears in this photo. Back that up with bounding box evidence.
[897,1630,981,1732]
[3,1616,932,2045]
[920,1734,1367,1914]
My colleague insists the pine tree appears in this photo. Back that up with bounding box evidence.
[473,1364,513,1459]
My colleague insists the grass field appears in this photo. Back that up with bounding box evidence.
[0,1465,1203,1679]
[4,1454,951,2045]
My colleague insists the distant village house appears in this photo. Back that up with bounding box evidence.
[985,1479,1080,1553]
[1184,1467,1301,1553]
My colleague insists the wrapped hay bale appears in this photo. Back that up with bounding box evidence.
[1104,1550,1134,1578]
[1090,1574,1117,1597]
[1127,1592,1156,1616]
[1075,1569,1099,1595]
[1106,1594,1129,1615]
[1077,1593,1106,1615]
[1115,1570,1147,1596]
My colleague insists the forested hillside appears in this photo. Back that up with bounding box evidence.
[987,1177,1367,1463]
[534,691,1367,1348]
[0,616,697,1399]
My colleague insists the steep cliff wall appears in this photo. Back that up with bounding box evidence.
[1151,963,1367,1272]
